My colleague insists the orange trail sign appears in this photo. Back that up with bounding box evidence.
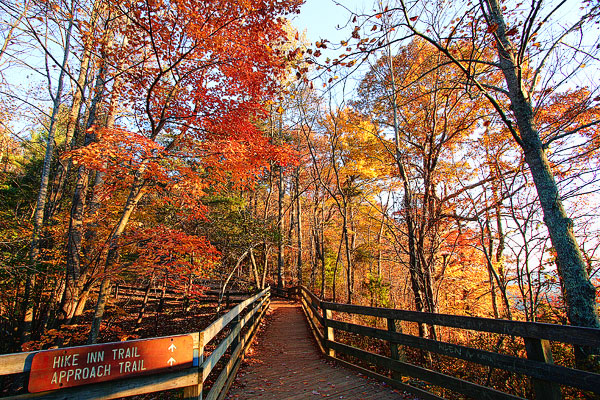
[28,334,193,393]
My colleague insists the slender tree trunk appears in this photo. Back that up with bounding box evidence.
[319,204,326,299]
[376,205,387,278]
[332,232,344,303]
[135,270,155,330]
[24,10,75,342]
[87,277,110,344]
[157,273,168,314]
[87,173,146,343]
[277,165,284,288]
[71,287,91,323]
[383,30,435,338]
[29,5,75,262]
[295,169,303,286]
[47,2,100,218]
[250,248,261,289]
[342,208,353,304]
[183,268,193,312]
[261,243,269,290]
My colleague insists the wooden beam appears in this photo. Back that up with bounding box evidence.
[524,337,562,400]
[325,318,600,393]
[323,308,335,358]
[328,340,526,400]
[203,288,269,345]
[322,301,600,347]
[7,368,198,400]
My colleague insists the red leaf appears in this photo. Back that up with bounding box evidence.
[486,23,498,33]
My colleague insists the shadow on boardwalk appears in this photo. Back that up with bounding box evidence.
[226,300,414,399]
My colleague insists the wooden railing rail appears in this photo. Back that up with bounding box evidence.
[107,285,253,306]
[0,287,270,400]
[297,286,600,400]
[270,286,299,299]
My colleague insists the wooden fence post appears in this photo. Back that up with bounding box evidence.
[323,306,335,357]
[184,332,205,400]
[386,318,404,380]
[231,313,241,351]
[524,337,562,400]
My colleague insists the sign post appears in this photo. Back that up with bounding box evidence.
[28,334,193,393]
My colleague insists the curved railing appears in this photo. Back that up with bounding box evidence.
[0,287,270,400]
[298,286,600,400]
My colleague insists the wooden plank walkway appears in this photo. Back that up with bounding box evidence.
[226,300,413,399]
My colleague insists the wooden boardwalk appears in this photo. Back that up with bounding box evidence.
[226,300,411,399]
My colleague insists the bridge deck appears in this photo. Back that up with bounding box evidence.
[226,300,410,399]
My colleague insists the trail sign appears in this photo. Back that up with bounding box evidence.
[28,334,193,393]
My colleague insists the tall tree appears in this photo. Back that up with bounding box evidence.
[355,38,490,334]
[344,0,600,351]
[70,0,302,342]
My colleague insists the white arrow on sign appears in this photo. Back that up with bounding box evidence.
[168,343,176,352]
[167,357,176,366]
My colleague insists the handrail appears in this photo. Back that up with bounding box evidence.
[0,287,271,400]
[297,285,600,400]
[322,301,600,347]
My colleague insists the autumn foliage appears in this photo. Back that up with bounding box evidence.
[0,0,599,397]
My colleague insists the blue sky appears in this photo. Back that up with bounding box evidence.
[290,0,374,102]
[292,0,370,44]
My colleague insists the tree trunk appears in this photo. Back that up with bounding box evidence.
[47,2,99,219]
[277,164,284,288]
[135,271,155,330]
[87,173,147,343]
[25,7,75,342]
[261,243,270,290]
[295,168,303,286]
[342,208,353,304]
[29,8,75,262]
[183,269,193,312]
[385,36,435,338]
[60,59,110,324]
[250,248,261,289]
[319,204,326,299]
[485,0,598,333]
[87,277,110,344]
[157,273,168,314]
[71,287,91,324]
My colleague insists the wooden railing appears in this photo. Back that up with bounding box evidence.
[0,287,270,400]
[270,286,300,299]
[298,286,600,400]
[109,284,254,303]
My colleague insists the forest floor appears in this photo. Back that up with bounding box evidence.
[22,295,225,352]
